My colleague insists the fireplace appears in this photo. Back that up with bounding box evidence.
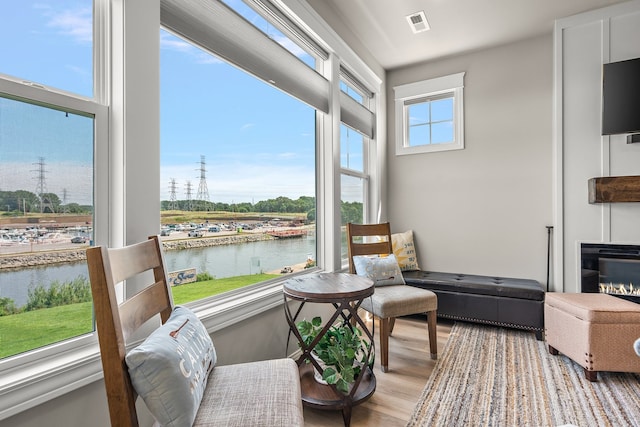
[581,243,640,302]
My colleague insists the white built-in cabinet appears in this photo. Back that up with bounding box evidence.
[553,0,640,292]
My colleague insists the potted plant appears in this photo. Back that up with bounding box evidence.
[296,316,372,393]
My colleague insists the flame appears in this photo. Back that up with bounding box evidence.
[599,282,640,295]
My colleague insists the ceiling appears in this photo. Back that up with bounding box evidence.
[306,0,627,70]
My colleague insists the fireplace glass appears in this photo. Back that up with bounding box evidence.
[581,243,640,302]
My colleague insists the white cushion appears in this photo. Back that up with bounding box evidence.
[353,254,406,286]
[125,306,216,427]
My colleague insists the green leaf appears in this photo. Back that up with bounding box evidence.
[341,365,355,384]
[336,378,349,394]
[323,367,338,384]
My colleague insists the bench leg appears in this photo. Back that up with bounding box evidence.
[535,330,544,341]
[427,310,437,359]
[585,369,598,382]
[548,345,559,355]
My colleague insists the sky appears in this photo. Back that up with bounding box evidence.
[0,0,327,206]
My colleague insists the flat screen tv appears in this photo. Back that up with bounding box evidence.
[602,57,640,136]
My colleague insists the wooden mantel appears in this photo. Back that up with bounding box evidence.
[588,176,640,203]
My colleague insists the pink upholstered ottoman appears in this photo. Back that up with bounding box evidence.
[545,293,640,381]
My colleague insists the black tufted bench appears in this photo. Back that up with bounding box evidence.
[403,271,545,340]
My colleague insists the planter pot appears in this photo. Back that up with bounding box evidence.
[311,353,366,386]
[311,353,328,385]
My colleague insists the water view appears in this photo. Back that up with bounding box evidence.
[0,236,316,307]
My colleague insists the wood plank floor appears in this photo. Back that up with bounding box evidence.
[302,316,453,427]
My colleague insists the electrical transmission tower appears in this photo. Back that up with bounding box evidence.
[61,188,69,213]
[195,155,210,211]
[32,157,55,213]
[185,180,194,211]
[168,178,178,210]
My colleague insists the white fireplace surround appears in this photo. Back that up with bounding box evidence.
[553,1,640,293]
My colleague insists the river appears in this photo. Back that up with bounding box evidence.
[0,236,316,307]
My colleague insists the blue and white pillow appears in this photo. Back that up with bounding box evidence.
[125,306,216,427]
[353,254,406,286]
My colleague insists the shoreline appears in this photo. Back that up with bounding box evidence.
[0,233,295,270]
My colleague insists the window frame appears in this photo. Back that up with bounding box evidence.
[0,0,384,421]
[0,0,111,419]
[394,72,465,155]
[0,49,109,425]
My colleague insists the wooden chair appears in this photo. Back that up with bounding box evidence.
[346,223,438,372]
[87,235,303,427]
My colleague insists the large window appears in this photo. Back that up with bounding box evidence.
[0,0,382,418]
[395,72,465,155]
[0,0,101,361]
[159,11,318,302]
[339,73,372,263]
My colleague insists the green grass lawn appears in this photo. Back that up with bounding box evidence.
[0,273,279,359]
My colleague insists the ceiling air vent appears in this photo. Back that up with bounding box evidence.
[406,11,430,34]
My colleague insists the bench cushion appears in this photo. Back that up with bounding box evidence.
[402,271,544,300]
[403,270,545,336]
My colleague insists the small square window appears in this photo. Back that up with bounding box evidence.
[394,72,464,155]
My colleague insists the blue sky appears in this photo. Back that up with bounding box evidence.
[0,1,318,205]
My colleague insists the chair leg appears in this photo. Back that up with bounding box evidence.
[380,317,390,373]
[389,317,396,335]
[427,310,437,360]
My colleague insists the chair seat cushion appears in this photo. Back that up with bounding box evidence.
[194,358,304,427]
[360,285,437,319]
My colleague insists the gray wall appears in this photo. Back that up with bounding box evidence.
[386,35,554,285]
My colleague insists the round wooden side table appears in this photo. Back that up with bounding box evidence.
[283,272,376,427]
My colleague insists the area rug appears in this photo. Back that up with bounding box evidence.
[407,322,640,427]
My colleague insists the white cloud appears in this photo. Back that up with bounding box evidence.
[46,7,92,44]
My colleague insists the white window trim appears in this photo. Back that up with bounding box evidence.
[0,75,109,421]
[394,72,465,155]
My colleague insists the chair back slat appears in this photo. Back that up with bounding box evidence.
[346,222,393,273]
[86,235,173,427]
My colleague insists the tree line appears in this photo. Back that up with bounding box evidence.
[1,189,363,224]
[0,190,92,214]
[161,196,363,225]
